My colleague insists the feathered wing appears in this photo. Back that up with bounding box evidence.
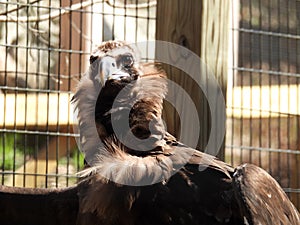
[77,139,300,225]
[0,185,79,225]
[76,141,245,225]
[233,163,300,225]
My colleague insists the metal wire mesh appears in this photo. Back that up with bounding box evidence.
[0,0,156,188]
[0,0,299,210]
[226,0,300,208]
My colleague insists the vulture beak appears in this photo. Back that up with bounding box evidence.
[99,54,133,86]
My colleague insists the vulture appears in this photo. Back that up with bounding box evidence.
[0,40,299,225]
[72,40,300,224]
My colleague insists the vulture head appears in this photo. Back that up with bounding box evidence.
[89,41,140,85]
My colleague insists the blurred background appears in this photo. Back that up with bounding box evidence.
[0,0,299,209]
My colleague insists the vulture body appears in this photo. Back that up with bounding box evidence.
[72,41,300,224]
[0,40,299,225]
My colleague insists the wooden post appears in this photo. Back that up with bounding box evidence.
[59,0,91,92]
[156,0,230,159]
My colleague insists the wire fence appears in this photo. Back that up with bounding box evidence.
[0,0,299,210]
[0,0,156,188]
[226,0,300,208]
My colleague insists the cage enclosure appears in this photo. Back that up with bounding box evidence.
[0,0,299,210]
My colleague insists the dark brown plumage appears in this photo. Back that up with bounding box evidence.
[0,185,79,225]
[0,40,299,225]
[233,164,300,224]
[72,40,300,224]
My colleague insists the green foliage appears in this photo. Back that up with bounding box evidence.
[0,134,26,170]
[0,134,84,188]
[58,148,85,171]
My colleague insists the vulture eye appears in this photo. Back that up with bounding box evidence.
[120,54,134,69]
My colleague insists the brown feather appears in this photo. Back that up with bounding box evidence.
[0,185,79,225]
[233,164,300,224]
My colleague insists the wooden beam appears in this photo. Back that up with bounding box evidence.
[1,84,298,132]
[156,0,203,149]
[156,0,230,159]
[58,0,90,92]
[0,93,74,130]
[227,85,300,118]
[200,0,231,160]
